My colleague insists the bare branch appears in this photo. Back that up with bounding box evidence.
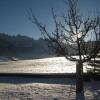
[30,0,100,63]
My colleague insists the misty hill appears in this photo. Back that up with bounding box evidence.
[0,33,35,48]
[0,33,98,59]
[0,33,52,59]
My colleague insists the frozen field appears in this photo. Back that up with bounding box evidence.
[0,57,100,100]
[0,57,91,73]
[0,77,100,100]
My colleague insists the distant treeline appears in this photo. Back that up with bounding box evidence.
[0,33,50,54]
[0,33,98,57]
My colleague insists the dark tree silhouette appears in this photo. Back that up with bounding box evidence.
[30,0,100,92]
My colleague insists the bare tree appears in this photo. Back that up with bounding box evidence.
[29,0,100,92]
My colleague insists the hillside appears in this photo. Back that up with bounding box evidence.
[0,33,51,59]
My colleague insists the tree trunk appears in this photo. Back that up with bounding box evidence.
[76,61,83,92]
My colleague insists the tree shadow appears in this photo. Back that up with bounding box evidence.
[76,91,85,100]
[0,76,75,85]
[84,80,100,100]
[90,81,100,100]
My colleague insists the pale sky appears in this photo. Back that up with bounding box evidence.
[0,0,100,39]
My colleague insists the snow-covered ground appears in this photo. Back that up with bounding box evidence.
[0,57,92,73]
[0,56,18,62]
[0,57,100,100]
[0,77,100,100]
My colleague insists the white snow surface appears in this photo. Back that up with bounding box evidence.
[0,77,100,100]
[0,57,100,99]
[0,57,92,73]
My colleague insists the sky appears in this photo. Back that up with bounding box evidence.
[0,0,100,39]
